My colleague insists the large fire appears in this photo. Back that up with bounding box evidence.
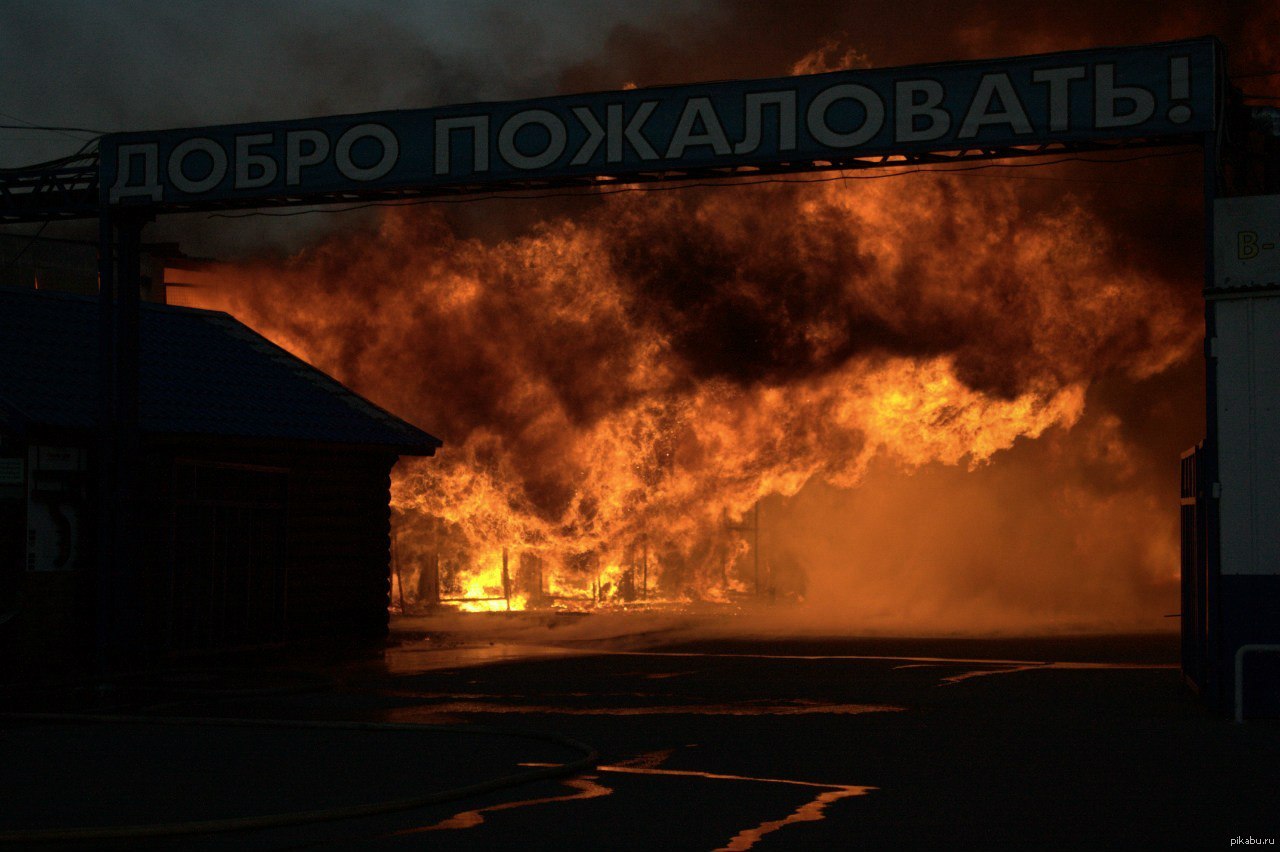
[171,151,1202,631]
[164,3,1280,632]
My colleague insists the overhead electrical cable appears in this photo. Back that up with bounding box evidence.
[1230,69,1280,80]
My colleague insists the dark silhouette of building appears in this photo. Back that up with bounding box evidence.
[0,285,440,670]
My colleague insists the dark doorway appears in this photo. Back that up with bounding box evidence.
[169,461,288,652]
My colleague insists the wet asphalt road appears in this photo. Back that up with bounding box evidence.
[3,628,1279,850]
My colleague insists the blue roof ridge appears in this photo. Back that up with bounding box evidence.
[208,315,442,448]
[0,285,443,451]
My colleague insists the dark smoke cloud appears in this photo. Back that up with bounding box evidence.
[593,178,1197,402]
[560,0,1268,90]
[553,0,1272,325]
[0,0,704,253]
[186,152,1201,630]
[6,0,1268,630]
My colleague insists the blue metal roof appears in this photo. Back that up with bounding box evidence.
[0,285,441,454]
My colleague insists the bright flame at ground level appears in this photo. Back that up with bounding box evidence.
[388,353,1090,616]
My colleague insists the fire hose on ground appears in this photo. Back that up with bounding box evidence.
[0,712,601,844]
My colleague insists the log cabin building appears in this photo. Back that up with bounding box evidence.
[0,284,440,671]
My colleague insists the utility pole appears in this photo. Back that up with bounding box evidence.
[96,208,146,674]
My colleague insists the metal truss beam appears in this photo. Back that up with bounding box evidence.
[0,156,99,224]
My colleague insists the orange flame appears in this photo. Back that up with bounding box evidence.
[171,124,1201,630]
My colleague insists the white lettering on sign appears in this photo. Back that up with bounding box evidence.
[335,124,398,181]
[285,129,329,185]
[1167,56,1193,124]
[96,40,1214,206]
[958,73,1032,138]
[623,101,660,161]
[570,106,606,165]
[1094,64,1156,128]
[895,80,950,142]
[435,116,489,175]
[1032,66,1087,132]
[807,83,884,148]
[234,133,276,189]
[666,97,732,158]
[498,110,567,170]
[168,138,228,194]
[109,143,162,202]
[735,91,797,154]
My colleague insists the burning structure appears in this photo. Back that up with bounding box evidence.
[175,164,1198,633]
[144,29,1266,633]
[0,284,439,668]
[1,4,1276,717]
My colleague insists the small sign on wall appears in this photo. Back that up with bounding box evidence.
[35,446,84,472]
[0,457,22,485]
[1214,195,1280,292]
[26,445,87,572]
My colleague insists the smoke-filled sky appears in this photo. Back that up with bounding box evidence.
[3,1,1277,634]
[3,0,1274,250]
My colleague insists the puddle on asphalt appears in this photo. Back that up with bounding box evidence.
[719,785,870,851]
[383,643,587,674]
[593,764,871,852]
[593,649,1056,665]
[395,743,873,851]
[383,643,1176,690]
[373,639,1176,846]
[510,756,874,851]
[378,689,675,700]
[397,776,613,834]
[941,660,1178,684]
[388,699,902,717]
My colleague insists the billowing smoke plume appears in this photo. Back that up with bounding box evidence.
[179,154,1200,631]
[0,0,700,253]
[10,0,1276,633]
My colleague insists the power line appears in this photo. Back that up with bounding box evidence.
[0,123,102,136]
[0,220,51,273]
[206,148,1199,219]
[0,109,103,173]
[0,130,101,264]
[0,137,100,173]
[1231,69,1280,80]
[0,132,93,143]
[0,110,107,144]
